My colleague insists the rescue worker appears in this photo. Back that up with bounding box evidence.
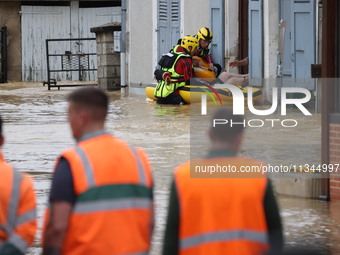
[0,115,37,255]
[194,27,222,77]
[42,88,154,255]
[193,27,245,83]
[162,107,283,255]
[154,35,198,105]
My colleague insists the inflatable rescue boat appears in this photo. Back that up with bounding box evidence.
[145,83,262,104]
[147,56,262,104]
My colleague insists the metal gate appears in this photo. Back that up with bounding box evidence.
[0,26,7,83]
[21,3,120,82]
[43,38,97,90]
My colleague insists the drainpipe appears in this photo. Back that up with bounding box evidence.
[120,0,127,87]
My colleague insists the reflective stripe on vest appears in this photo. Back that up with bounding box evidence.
[124,251,148,255]
[74,147,96,188]
[7,233,28,254]
[130,146,147,186]
[172,45,180,53]
[73,144,149,214]
[199,48,205,57]
[196,47,209,58]
[175,159,269,254]
[180,230,269,250]
[1,168,32,253]
[4,169,22,234]
[58,135,152,255]
[75,130,111,188]
[16,209,36,226]
[74,144,147,188]
[74,198,151,214]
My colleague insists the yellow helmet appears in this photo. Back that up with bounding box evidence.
[181,36,198,54]
[197,27,213,41]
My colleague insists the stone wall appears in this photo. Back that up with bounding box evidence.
[91,23,121,90]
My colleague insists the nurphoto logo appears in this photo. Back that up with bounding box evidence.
[201,85,312,128]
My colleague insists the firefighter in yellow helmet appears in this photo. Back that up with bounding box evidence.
[194,27,222,77]
[154,36,198,104]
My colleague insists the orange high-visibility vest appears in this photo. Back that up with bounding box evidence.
[175,157,269,255]
[0,153,37,253]
[50,133,153,255]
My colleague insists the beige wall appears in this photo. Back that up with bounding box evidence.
[264,0,279,79]
[127,0,210,87]
[225,0,239,72]
[126,0,154,87]
[0,2,21,82]
[182,0,210,37]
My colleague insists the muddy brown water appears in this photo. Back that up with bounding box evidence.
[0,83,339,254]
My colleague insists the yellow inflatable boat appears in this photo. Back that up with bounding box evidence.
[148,56,261,104]
[192,56,216,79]
[145,83,262,104]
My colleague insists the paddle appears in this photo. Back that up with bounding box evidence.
[193,78,223,106]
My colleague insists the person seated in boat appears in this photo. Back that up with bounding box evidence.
[154,36,198,105]
[217,57,249,85]
[217,71,248,84]
[192,27,247,84]
[193,27,222,77]
[192,55,248,85]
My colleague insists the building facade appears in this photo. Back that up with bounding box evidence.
[321,0,340,201]
[0,0,121,82]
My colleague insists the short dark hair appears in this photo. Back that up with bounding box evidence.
[67,87,108,121]
[210,107,244,142]
[0,114,2,136]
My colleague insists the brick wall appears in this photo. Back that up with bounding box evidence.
[330,123,340,201]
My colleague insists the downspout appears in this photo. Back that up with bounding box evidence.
[120,0,127,87]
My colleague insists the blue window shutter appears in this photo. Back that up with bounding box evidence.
[291,0,315,89]
[170,0,180,49]
[210,0,225,69]
[158,0,170,57]
[249,0,263,85]
[158,0,180,60]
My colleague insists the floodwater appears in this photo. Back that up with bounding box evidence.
[0,82,339,254]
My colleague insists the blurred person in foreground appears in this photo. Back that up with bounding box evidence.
[43,87,154,255]
[0,115,37,255]
[162,107,283,255]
